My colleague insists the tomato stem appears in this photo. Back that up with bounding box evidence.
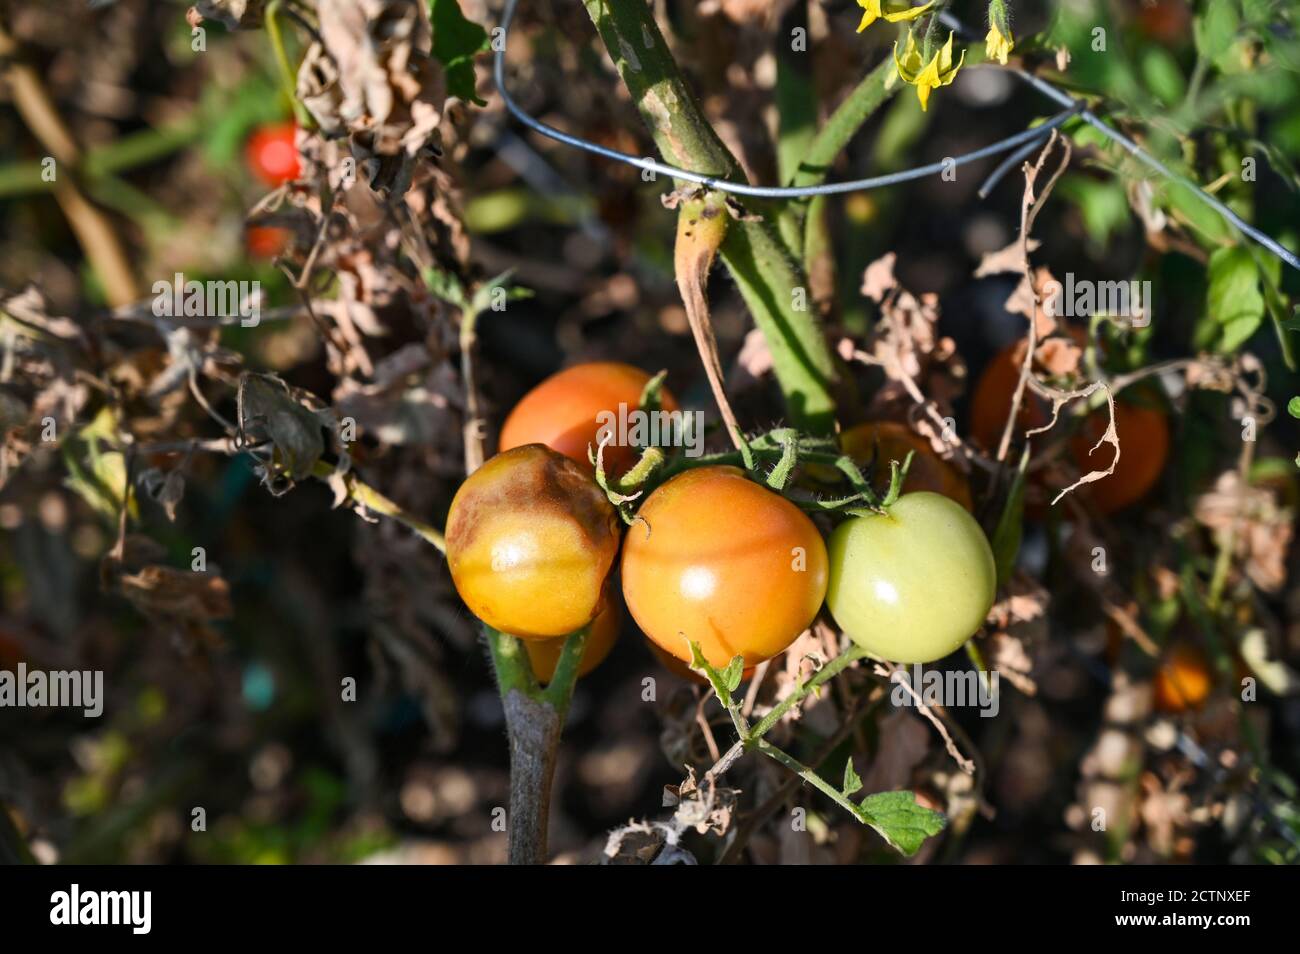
[747,642,871,740]
[485,624,590,864]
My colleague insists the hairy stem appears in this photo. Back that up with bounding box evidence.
[747,642,870,740]
[486,626,587,864]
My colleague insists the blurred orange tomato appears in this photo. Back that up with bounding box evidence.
[1068,399,1169,515]
[246,225,291,259]
[1153,643,1213,713]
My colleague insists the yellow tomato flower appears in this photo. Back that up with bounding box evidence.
[856,0,935,33]
[985,23,1014,65]
[894,32,966,111]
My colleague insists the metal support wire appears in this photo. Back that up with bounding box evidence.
[493,0,1300,273]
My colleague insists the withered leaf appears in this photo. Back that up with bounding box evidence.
[117,565,233,621]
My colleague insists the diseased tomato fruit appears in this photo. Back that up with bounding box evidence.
[1068,399,1169,515]
[826,492,996,663]
[1153,643,1213,713]
[245,122,301,187]
[445,444,620,638]
[499,362,679,477]
[841,420,973,510]
[644,637,757,684]
[621,466,828,668]
[523,599,620,685]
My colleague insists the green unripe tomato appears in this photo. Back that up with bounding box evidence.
[826,492,996,663]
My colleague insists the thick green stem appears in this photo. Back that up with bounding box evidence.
[790,57,897,191]
[579,0,842,433]
[485,625,589,864]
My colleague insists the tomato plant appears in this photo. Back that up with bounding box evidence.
[841,420,972,510]
[499,361,679,477]
[620,466,828,668]
[826,493,996,664]
[445,444,620,638]
[244,122,301,187]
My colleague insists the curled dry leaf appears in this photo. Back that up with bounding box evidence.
[860,251,897,303]
[297,0,447,196]
[1004,265,1059,339]
[136,466,186,522]
[769,625,838,732]
[116,565,233,621]
[664,764,738,837]
[973,238,1041,278]
[861,267,966,425]
[1193,470,1294,593]
[984,573,1049,696]
[237,372,335,486]
[1034,335,1082,378]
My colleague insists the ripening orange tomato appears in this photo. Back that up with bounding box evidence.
[621,466,829,668]
[971,341,1170,515]
[522,599,620,684]
[969,340,1051,452]
[1068,399,1169,515]
[499,362,679,477]
[445,444,620,638]
[841,420,973,510]
[1153,643,1213,713]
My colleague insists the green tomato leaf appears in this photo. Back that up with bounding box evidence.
[722,655,746,693]
[1206,246,1265,355]
[688,640,734,707]
[1194,2,1240,65]
[1160,180,1235,244]
[422,264,467,308]
[990,454,1028,588]
[842,757,863,797]
[1219,314,1261,353]
[1140,47,1186,107]
[857,790,947,857]
[430,0,490,106]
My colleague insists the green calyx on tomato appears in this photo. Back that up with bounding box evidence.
[826,492,996,664]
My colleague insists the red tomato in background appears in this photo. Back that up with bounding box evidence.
[245,225,291,259]
[245,123,301,187]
